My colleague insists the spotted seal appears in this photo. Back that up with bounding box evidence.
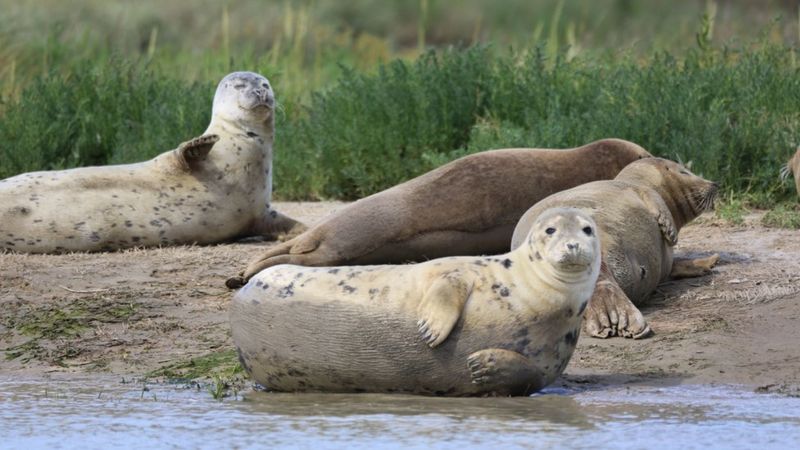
[227,138,650,288]
[230,207,600,396]
[0,71,305,253]
[511,158,719,339]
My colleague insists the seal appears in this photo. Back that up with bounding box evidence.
[781,147,800,197]
[0,71,305,253]
[226,138,650,287]
[510,158,719,339]
[230,207,601,396]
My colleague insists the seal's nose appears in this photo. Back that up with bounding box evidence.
[566,242,579,251]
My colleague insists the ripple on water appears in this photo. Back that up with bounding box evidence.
[1,377,799,449]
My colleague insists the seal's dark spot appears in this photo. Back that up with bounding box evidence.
[328,268,340,274]
[535,252,542,260]
[150,220,162,227]
[342,285,357,294]
[89,232,100,242]
[564,330,578,346]
[513,328,529,338]
[565,307,574,317]
[236,348,252,374]
[278,282,295,298]
[247,131,258,138]
[501,258,512,269]
[132,236,141,243]
[640,266,647,280]
[124,220,133,228]
[256,281,264,287]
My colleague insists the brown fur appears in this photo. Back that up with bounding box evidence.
[227,138,650,288]
[510,158,719,339]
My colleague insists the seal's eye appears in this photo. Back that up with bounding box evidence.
[582,226,593,236]
[545,227,556,235]
[262,83,269,89]
[234,84,246,90]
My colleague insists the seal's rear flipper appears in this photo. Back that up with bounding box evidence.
[176,134,220,169]
[584,267,651,339]
[670,253,719,279]
[417,275,472,348]
[467,348,546,395]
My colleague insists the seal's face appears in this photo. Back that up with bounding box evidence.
[530,208,600,274]
[212,71,275,127]
[618,158,718,227]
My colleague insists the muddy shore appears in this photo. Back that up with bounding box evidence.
[1,202,798,396]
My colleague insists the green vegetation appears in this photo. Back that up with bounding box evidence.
[146,350,245,399]
[1,0,799,209]
[762,203,800,228]
[2,296,139,363]
[716,195,749,226]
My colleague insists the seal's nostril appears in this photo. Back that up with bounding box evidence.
[566,243,578,250]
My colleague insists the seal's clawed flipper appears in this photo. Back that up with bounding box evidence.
[467,348,545,395]
[656,211,679,246]
[670,253,720,279]
[417,275,472,348]
[584,269,651,339]
[176,134,220,169]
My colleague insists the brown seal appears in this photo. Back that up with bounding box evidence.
[226,138,650,288]
[230,207,600,396]
[781,147,800,197]
[510,158,719,339]
[0,71,305,253]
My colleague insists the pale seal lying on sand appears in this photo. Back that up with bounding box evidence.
[231,208,601,396]
[511,158,719,339]
[781,147,800,197]
[227,138,650,287]
[0,71,305,253]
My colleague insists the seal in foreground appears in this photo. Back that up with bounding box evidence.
[227,138,649,287]
[511,158,719,339]
[231,208,600,396]
[0,71,305,253]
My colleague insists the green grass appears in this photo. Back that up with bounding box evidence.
[2,42,800,202]
[716,195,750,225]
[1,2,800,205]
[762,203,800,228]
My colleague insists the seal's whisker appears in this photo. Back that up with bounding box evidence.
[780,164,791,181]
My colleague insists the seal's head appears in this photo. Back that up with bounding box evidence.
[617,158,718,229]
[526,207,601,281]
[211,71,275,129]
[781,147,799,181]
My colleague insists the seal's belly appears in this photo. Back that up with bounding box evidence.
[231,279,581,396]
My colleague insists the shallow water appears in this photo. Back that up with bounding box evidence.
[1,377,798,449]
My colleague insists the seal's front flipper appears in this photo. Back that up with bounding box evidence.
[584,267,651,339]
[656,211,678,246]
[467,348,545,395]
[670,253,719,279]
[176,134,220,169]
[417,275,472,348]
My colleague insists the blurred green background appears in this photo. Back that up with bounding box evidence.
[1,0,799,208]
